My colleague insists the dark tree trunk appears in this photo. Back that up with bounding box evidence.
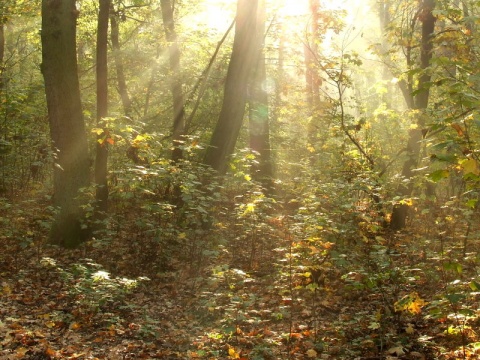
[390,0,436,231]
[110,6,132,117]
[94,0,110,217]
[41,0,91,248]
[204,0,258,174]
[248,0,273,192]
[160,0,186,162]
[0,15,5,93]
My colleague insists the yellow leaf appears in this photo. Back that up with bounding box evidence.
[462,158,480,175]
[394,292,427,314]
[91,128,104,135]
[244,174,251,181]
[228,347,240,359]
[69,322,82,330]
[134,134,146,143]
[45,321,55,328]
[405,323,415,334]
[243,203,255,215]
[1,284,12,295]
[178,232,187,239]
[306,349,317,358]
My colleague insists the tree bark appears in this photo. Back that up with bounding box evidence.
[0,13,5,94]
[110,6,132,117]
[95,0,110,217]
[160,0,186,162]
[248,0,273,192]
[41,0,91,248]
[390,0,436,230]
[204,0,258,174]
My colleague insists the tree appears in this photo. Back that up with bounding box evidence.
[204,0,258,174]
[0,2,6,94]
[110,4,132,117]
[248,0,273,191]
[390,0,436,230]
[304,0,322,156]
[160,0,186,162]
[94,0,111,217]
[0,24,3,87]
[41,0,90,248]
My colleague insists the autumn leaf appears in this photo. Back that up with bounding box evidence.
[461,158,480,176]
[405,323,415,334]
[69,322,82,330]
[45,348,58,357]
[451,123,464,137]
[91,128,105,135]
[45,321,55,328]
[228,347,240,359]
[387,345,405,356]
[394,292,427,314]
[306,348,317,358]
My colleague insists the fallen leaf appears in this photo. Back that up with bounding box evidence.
[228,346,240,359]
[405,323,415,334]
[387,345,405,356]
[306,349,317,358]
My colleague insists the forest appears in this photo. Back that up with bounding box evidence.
[0,0,479,358]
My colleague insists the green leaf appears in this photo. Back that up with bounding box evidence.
[466,199,478,209]
[443,262,462,274]
[458,308,475,317]
[469,281,480,291]
[445,293,465,304]
[428,169,449,182]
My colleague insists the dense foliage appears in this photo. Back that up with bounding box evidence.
[1,0,479,358]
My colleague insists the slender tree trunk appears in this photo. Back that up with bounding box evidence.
[95,0,110,217]
[248,0,273,192]
[0,16,5,94]
[390,0,436,230]
[304,0,322,163]
[160,0,186,162]
[204,0,258,174]
[41,0,90,248]
[110,6,132,117]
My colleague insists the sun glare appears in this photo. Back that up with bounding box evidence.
[186,0,371,39]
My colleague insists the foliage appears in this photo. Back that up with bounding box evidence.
[1,0,480,358]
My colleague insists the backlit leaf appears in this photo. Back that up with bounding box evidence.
[461,158,480,176]
[428,169,449,182]
[228,347,240,359]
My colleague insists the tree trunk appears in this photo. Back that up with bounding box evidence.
[390,0,436,230]
[304,0,321,156]
[94,0,110,217]
[110,6,132,117]
[204,0,258,174]
[0,14,5,94]
[248,0,273,192]
[41,0,91,248]
[160,0,186,162]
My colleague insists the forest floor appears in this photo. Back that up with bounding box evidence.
[1,212,479,360]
